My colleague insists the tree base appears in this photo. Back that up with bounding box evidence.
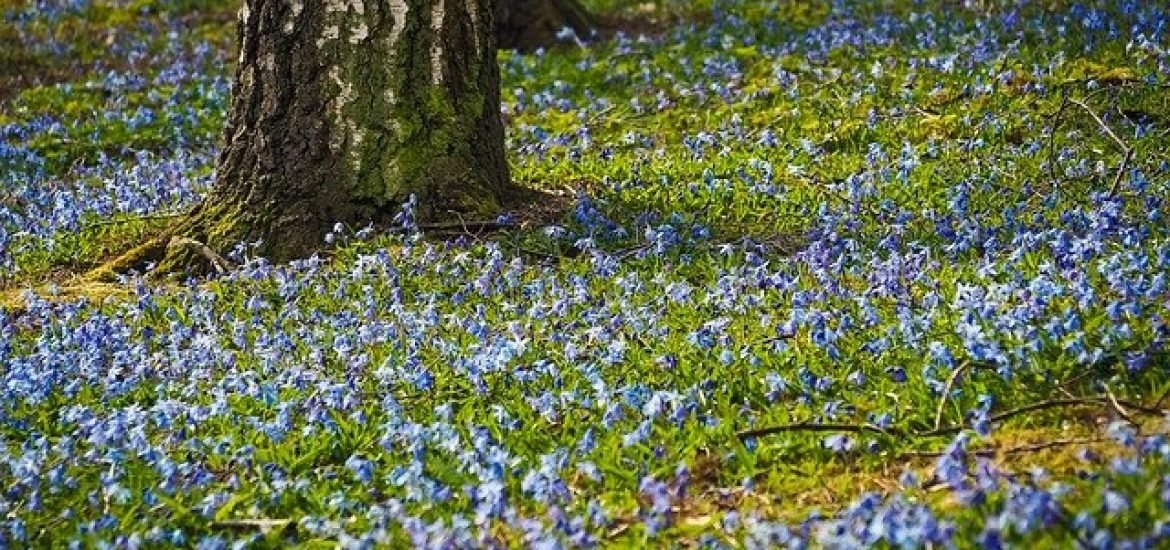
[89,183,554,280]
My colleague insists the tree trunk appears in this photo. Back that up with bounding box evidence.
[496,0,595,51]
[160,0,512,269]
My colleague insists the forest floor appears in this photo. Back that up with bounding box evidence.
[2,0,1170,548]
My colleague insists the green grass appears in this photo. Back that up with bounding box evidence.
[2,0,1169,547]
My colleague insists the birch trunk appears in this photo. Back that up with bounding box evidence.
[162,0,511,268]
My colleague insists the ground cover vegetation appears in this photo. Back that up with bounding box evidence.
[2,0,1170,547]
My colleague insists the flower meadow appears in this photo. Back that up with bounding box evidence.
[2,0,1170,548]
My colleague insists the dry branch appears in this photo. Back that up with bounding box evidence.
[899,437,1105,459]
[1067,98,1133,195]
[211,518,293,533]
[933,361,973,431]
[736,421,892,440]
[737,395,1167,442]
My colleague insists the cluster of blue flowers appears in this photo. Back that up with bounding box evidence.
[2,0,1170,547]
[0,14,228,272]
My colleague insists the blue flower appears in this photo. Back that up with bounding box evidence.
[823,434,855,453]
[345,455,375,484]
[1103,490,1129,516]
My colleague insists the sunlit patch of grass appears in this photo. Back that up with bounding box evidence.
[4,214,178,288]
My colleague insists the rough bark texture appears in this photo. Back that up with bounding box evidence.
[161,0,511,269]
[496,0,595,51]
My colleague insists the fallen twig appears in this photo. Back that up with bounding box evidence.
[1154,385,1170,411]
[605,521,632,540]
[752,331,797,348]
[1102,383,1136,426]
[211,518,293,533]
[915,397,1164,438]
[1067,98,1133,195]
[900,437,1105,459]
[1046,89,1071,185]
[1110,398,1167,417]
[736,421,892,440]
[933,361,973,431]
[416,219,518,233]
[1056,369,1098,395]
[738,396,1167,441]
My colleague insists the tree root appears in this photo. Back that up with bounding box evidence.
[86,206,236,281]
[86,233,173,282]
[85,187,571,281]
[168,237,234,275]
[88,233,237,281]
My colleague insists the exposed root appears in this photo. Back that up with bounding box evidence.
[86,233,173,282]
[87,185,571,280]
[85,207,229,281]
[168,236,233,275]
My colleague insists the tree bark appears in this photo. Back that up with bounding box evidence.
[159,0,512,269]
[495,0,595,51]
